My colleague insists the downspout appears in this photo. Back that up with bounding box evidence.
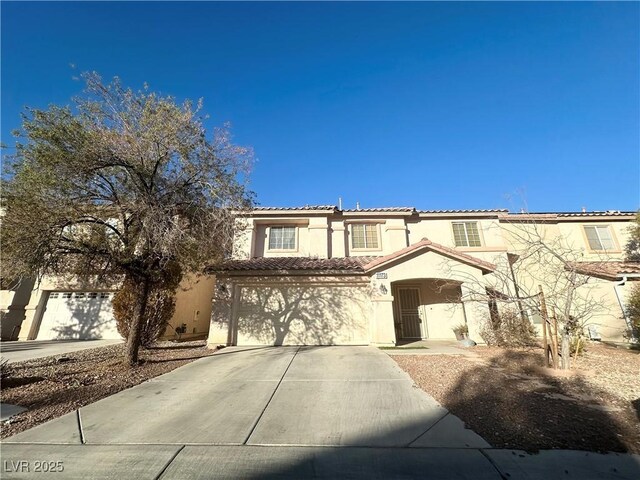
[613,276,636,343]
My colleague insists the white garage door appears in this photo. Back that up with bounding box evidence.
[235,284,371,346]
[37,292,122,340]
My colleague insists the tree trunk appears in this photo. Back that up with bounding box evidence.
[126,277,151,366]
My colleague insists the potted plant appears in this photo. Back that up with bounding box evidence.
[452,323,469,341]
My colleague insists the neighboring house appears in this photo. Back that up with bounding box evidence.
[2,205,637,346]
[207,206,638,346]
[0,274,215,342]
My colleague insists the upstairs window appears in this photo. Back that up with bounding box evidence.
[268,226,296,250]
[452,222,482,247]
[352,224,379,249]
[584,225,615,251]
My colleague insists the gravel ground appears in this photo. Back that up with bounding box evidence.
[0,341,216,439]
[392,342,640,454]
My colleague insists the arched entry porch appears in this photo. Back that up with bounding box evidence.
[392,278,465,342]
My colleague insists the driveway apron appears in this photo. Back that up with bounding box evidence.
[5,345,487,448]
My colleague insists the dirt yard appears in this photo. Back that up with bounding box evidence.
[392,342,640,454]
[1,341,217,439]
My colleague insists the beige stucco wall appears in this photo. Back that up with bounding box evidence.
[583,278,632,342]
[1,279,36,340]
[555,220,630,261]
[406,217,505,252]
[160,274,216,340]
[210,276,372,346]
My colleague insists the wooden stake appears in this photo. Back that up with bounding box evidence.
[551,308,559,369]
[539,286,549,368]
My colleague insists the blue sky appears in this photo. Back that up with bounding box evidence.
[2,2,639,212]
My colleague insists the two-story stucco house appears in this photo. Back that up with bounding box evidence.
[207,206,638,347]
[2,205,637,346]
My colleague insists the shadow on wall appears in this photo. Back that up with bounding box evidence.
[49,294,120,340]
[236,285,369,346]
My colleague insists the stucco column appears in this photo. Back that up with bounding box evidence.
[19,289,48,340]
[232,218,255,259]
[330,221,346,258]
[208,279,235,347]
[384,218,408,251]
[370,296,396,346]
[308,217,329,259]
[369,275,396,345]
[460,283,490,344]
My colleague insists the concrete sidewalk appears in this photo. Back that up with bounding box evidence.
[0,339,122,363]
[1,444,638,479]
[2,346,639,479]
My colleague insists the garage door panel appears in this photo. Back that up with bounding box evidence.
[37,292,121,340]
[236,284,370,346]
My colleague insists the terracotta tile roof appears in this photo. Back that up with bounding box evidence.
[209,239,497,275]
[569,261,640,280]
[416,209,508,214]
[208,256,378,274]
[253,205,337,211]
[362,238,496,274]
[557,211,635,217]
[341,207,415,213]
[341,208,508,214]
[502,211,635,219]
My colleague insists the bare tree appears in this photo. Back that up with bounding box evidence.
[1,72,253,365]
[442,214,612,369]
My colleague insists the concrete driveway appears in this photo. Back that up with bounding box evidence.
[0,339,122,363]
[3,346,639,479]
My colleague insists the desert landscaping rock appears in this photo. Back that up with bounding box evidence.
[1,341,217,439]
[392,342,640,453]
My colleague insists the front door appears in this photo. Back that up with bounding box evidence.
[397,287,424,338]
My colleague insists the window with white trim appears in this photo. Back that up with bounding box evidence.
[583,225,615,251]
[452,222,482,247]
[352,224,379,249]
[268,226,296,250]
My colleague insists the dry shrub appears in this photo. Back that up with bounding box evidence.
[112,263,182,347]
[479,306,537,347]
[625,282,640,340]
[0,358,12,380]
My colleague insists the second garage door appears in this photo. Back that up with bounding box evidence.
[234,283,371,345]
[37,291,122,340]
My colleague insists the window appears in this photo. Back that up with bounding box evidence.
[352,224,379,249]
[452,222,482,247]
[62,292,72,299]
[268,226,296,250]
[584,225,615,251]
[100,292,110,299]
[88,292,98,299]
[50,292,59,299]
